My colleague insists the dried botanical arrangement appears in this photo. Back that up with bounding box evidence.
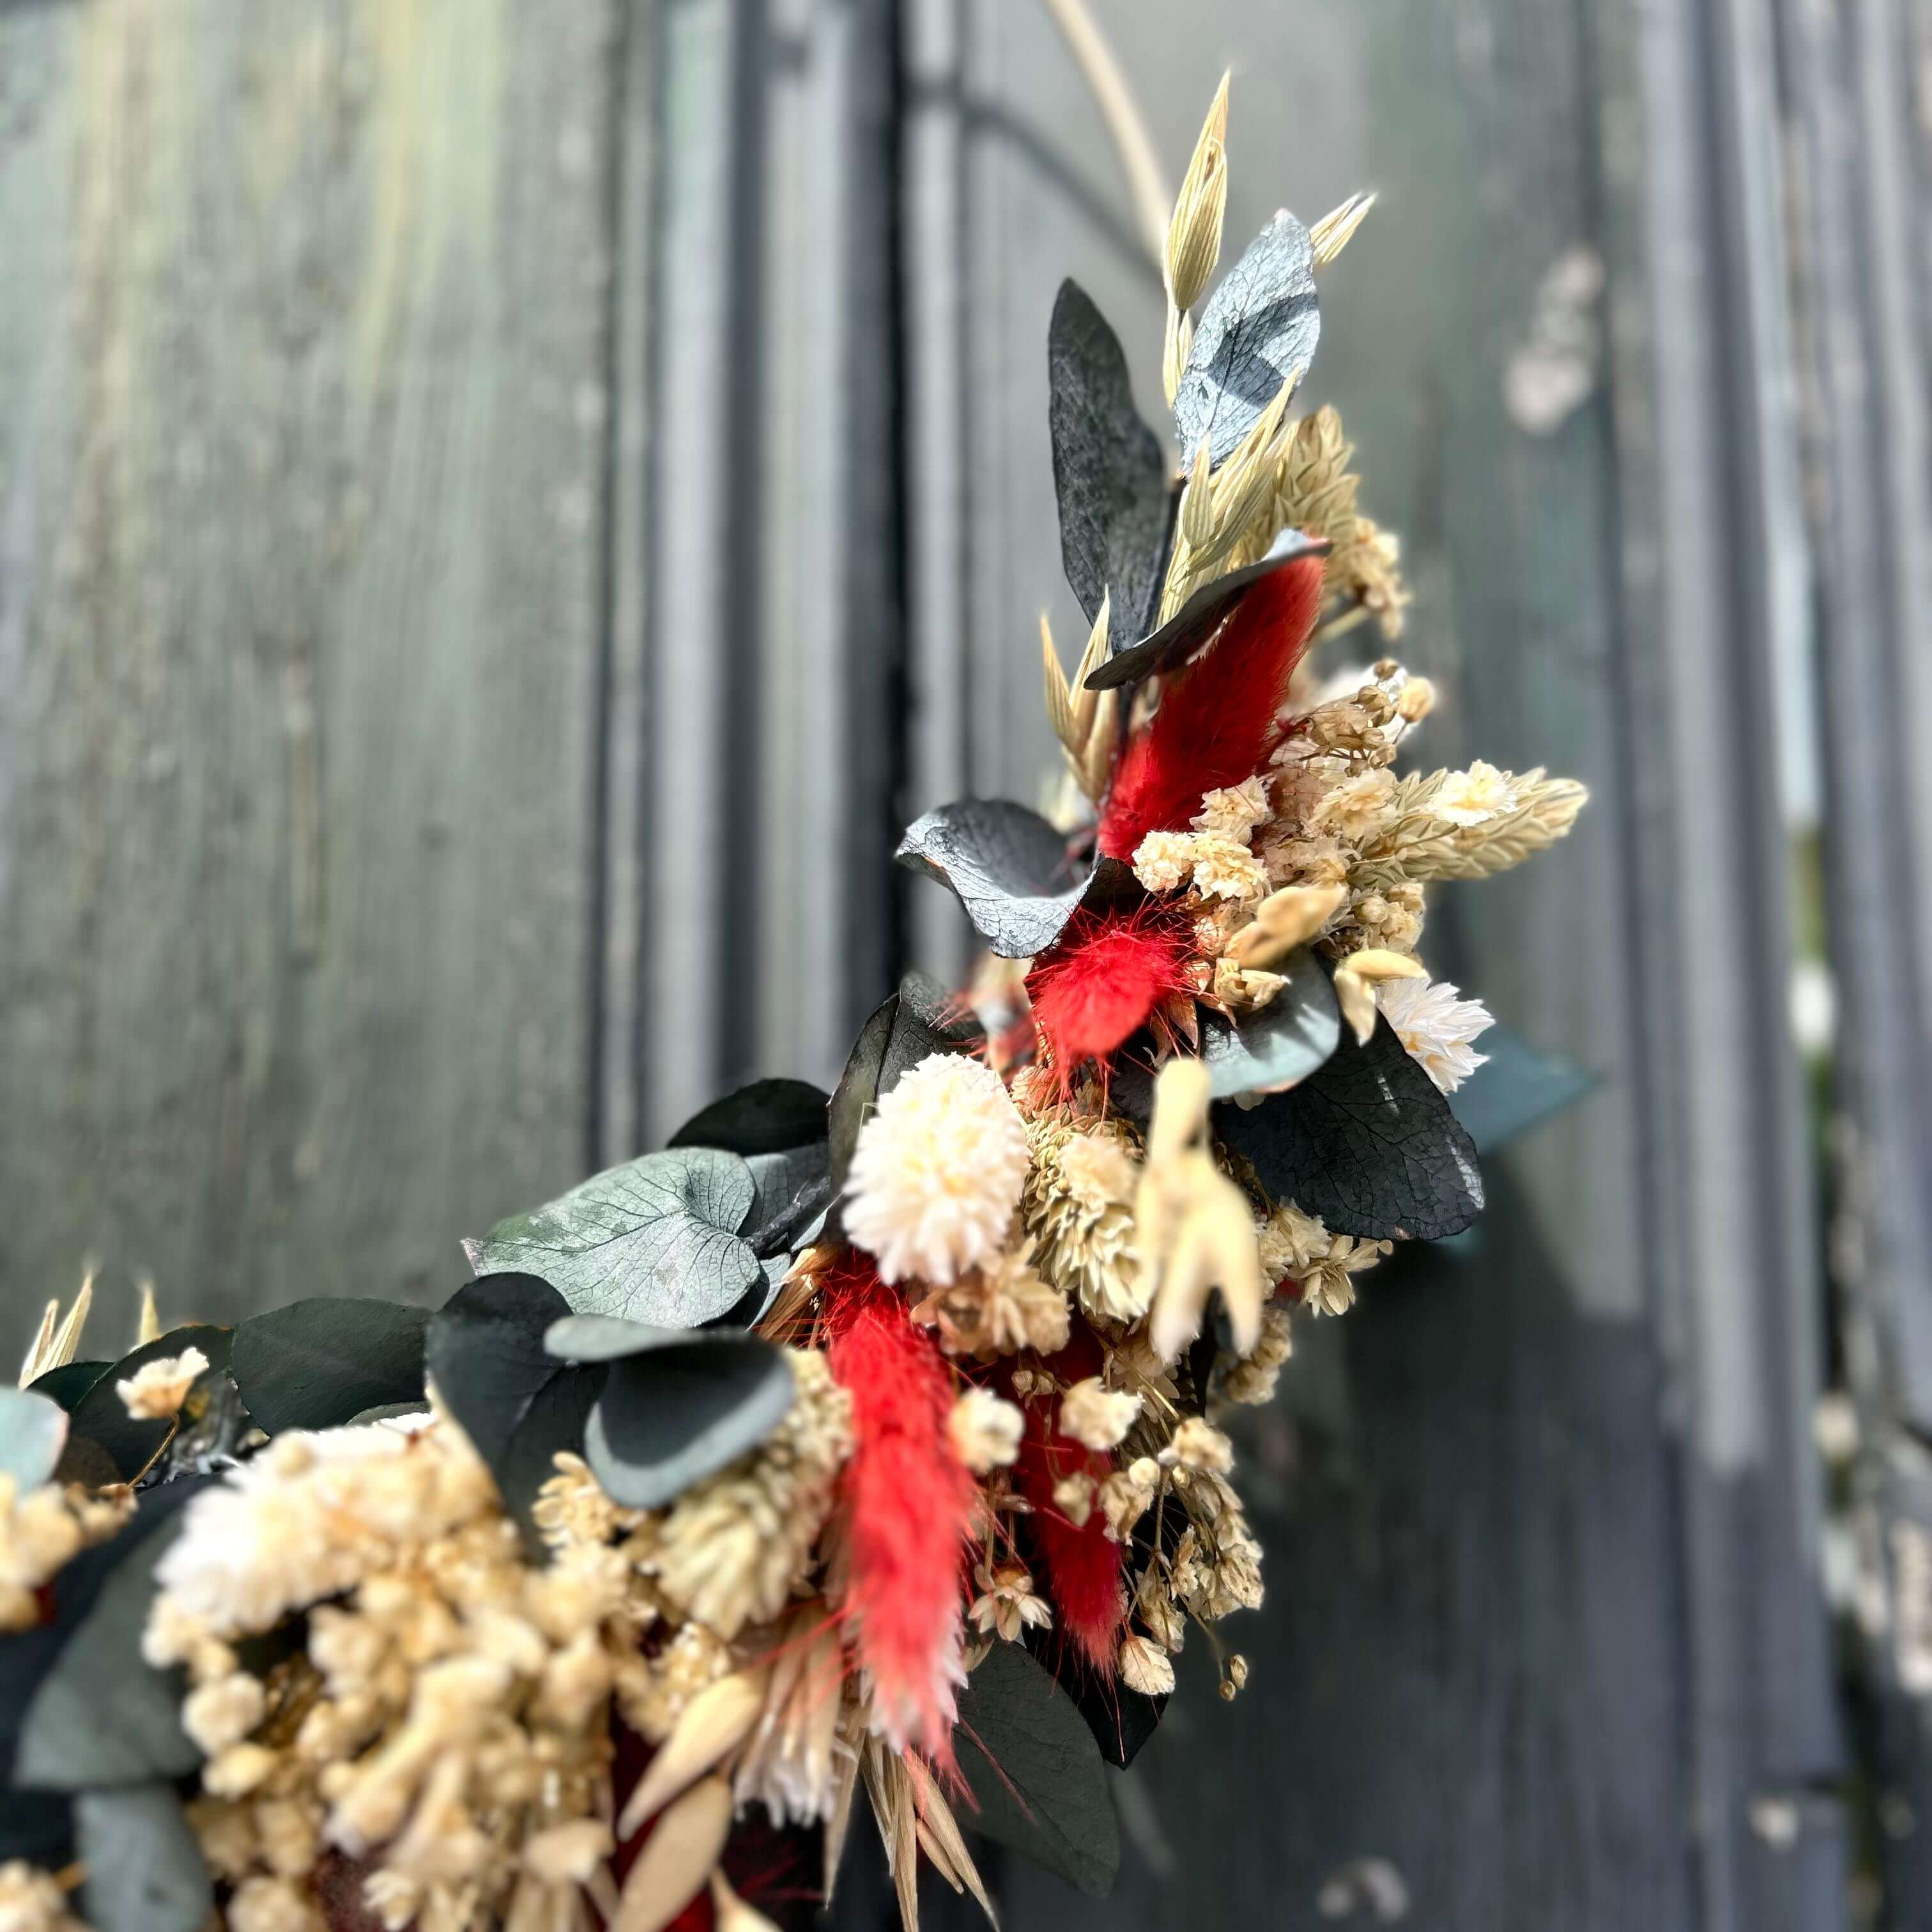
[0,84,1583,1932]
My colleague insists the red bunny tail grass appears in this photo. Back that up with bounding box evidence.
[820,1252,974,1759]
[1097,550,1326,860]
[1026,901,1197,1077]
[1015,1340,1126,1675]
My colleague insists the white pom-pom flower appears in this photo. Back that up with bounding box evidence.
[843,1052,1031,1285]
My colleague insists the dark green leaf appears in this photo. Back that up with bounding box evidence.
[75,1784,213,1932]
[895,799,1099,959]
[546,1312,693,1362]
[229,1300,427,1436]
[1174,210,1321,466]
[66,1326,231,1482]
[670,1077,831,1156]
[581,1330,795,1510]
[14,1478,211,1790]
[1079,528,1330,693]
[827,970,985,1200]
[26,1361,111,1413]
[742,1143,832,1257]
[1199,950,1341,1096]
[473,1149,763,1329]
[1448,1025,1596,1154]
[954,1641,1119,1896]
[427,1275,597,1551]
[1049,279,1172,638]
[0,1388,68,1491]
[1216,1015,1483,1241]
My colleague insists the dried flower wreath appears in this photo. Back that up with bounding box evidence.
[0,84,1584,1932]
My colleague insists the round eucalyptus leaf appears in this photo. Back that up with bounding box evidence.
[1197,949,1342,1098]
[585,1335,795,1510]
[471,1147,762,1328]
[669,1077,831,1156]
[894,799,1098,959]
[544,1313,692,1363]
[229,1300,427,1437]
[75,1784,213,1932]
[0,1387,68,1491]
[427,1274,571,1469]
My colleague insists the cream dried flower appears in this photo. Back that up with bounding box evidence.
[182,1671,269,1753]
[969,1561,1052,1643]
[1052,1470,1098,1528]
[1376,976,1492,1091]
[648,1350,853,1638]
[1167,1418,1233,1474]
[1308,767,1395,842]
[1118,1633,1177,1696]
[0,1861,87,1932]
[1188,834,1269,905]
[912,1243,1070,1358]
[844,1053,1031,1285]
[1058,1379,1142,1453]
[948,1389,1024,1472]
[1430,759,1518,827]
[1131,831,1195,893]
[1022,1118,1146,1324]
[1221,1306,1294,1406]
[1193,777,1271,840]
[1098,1458,1161,1542]
[0,1476,134,1633]
[1258,1202,1389,1316]
[116,1344,210,1420]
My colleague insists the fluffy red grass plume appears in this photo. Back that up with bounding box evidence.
[1025,901,1196,1076]
[1014,1336,1126,1676]
[1096,551,1326,861]
[820,1251,975,1759]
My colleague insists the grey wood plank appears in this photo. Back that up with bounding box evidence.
[0,0,624,1356]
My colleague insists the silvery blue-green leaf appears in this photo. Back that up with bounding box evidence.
[1448,1024,1596,1153]
[895,799,1099,959]
[1080,528,1330,693]
[1198,950,1342,1098]
[1049,279,1173,637]
[75,1785,212,1932]
[546,1312,693,1362]
[954,1641,1120,1897]
[669,1077,830,1156]
[0,1387,68,1491]
[583,1332,795,1510]
[474,1147,762,1328]
[15,1480,209,1790]
[228,1301,424,1437]
[744,1142,831,1246]
[1216,1016,1482,1241]
[1174,210,1321,466]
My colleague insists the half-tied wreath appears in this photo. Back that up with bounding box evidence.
[0,80,1583,1932]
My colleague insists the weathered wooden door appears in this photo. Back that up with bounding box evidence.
[7,0,1931,1925]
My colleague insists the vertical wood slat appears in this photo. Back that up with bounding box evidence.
[1779,0,1932,1917]
[634,0,903,1152]
[0,0,625,1358]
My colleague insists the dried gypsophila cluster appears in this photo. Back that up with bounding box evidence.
[0,1475,134,1634]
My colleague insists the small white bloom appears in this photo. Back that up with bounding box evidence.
[1192,777,1271,840]
[1131,831,1195,893]
[1188,834,1269,905]
[1058,1378,1142,1453]
[1430,759,1518,827]
[1307,767,1395,842]
[843,1053,1031,1285]
[117,1346,210,1420]
[969,1562,1052,1643]
[947,1389,1024,1472]
[1118,1632,1176,1696]
[1375,976,1492,1092]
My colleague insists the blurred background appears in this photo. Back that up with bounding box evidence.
[1,0,1929,1926]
